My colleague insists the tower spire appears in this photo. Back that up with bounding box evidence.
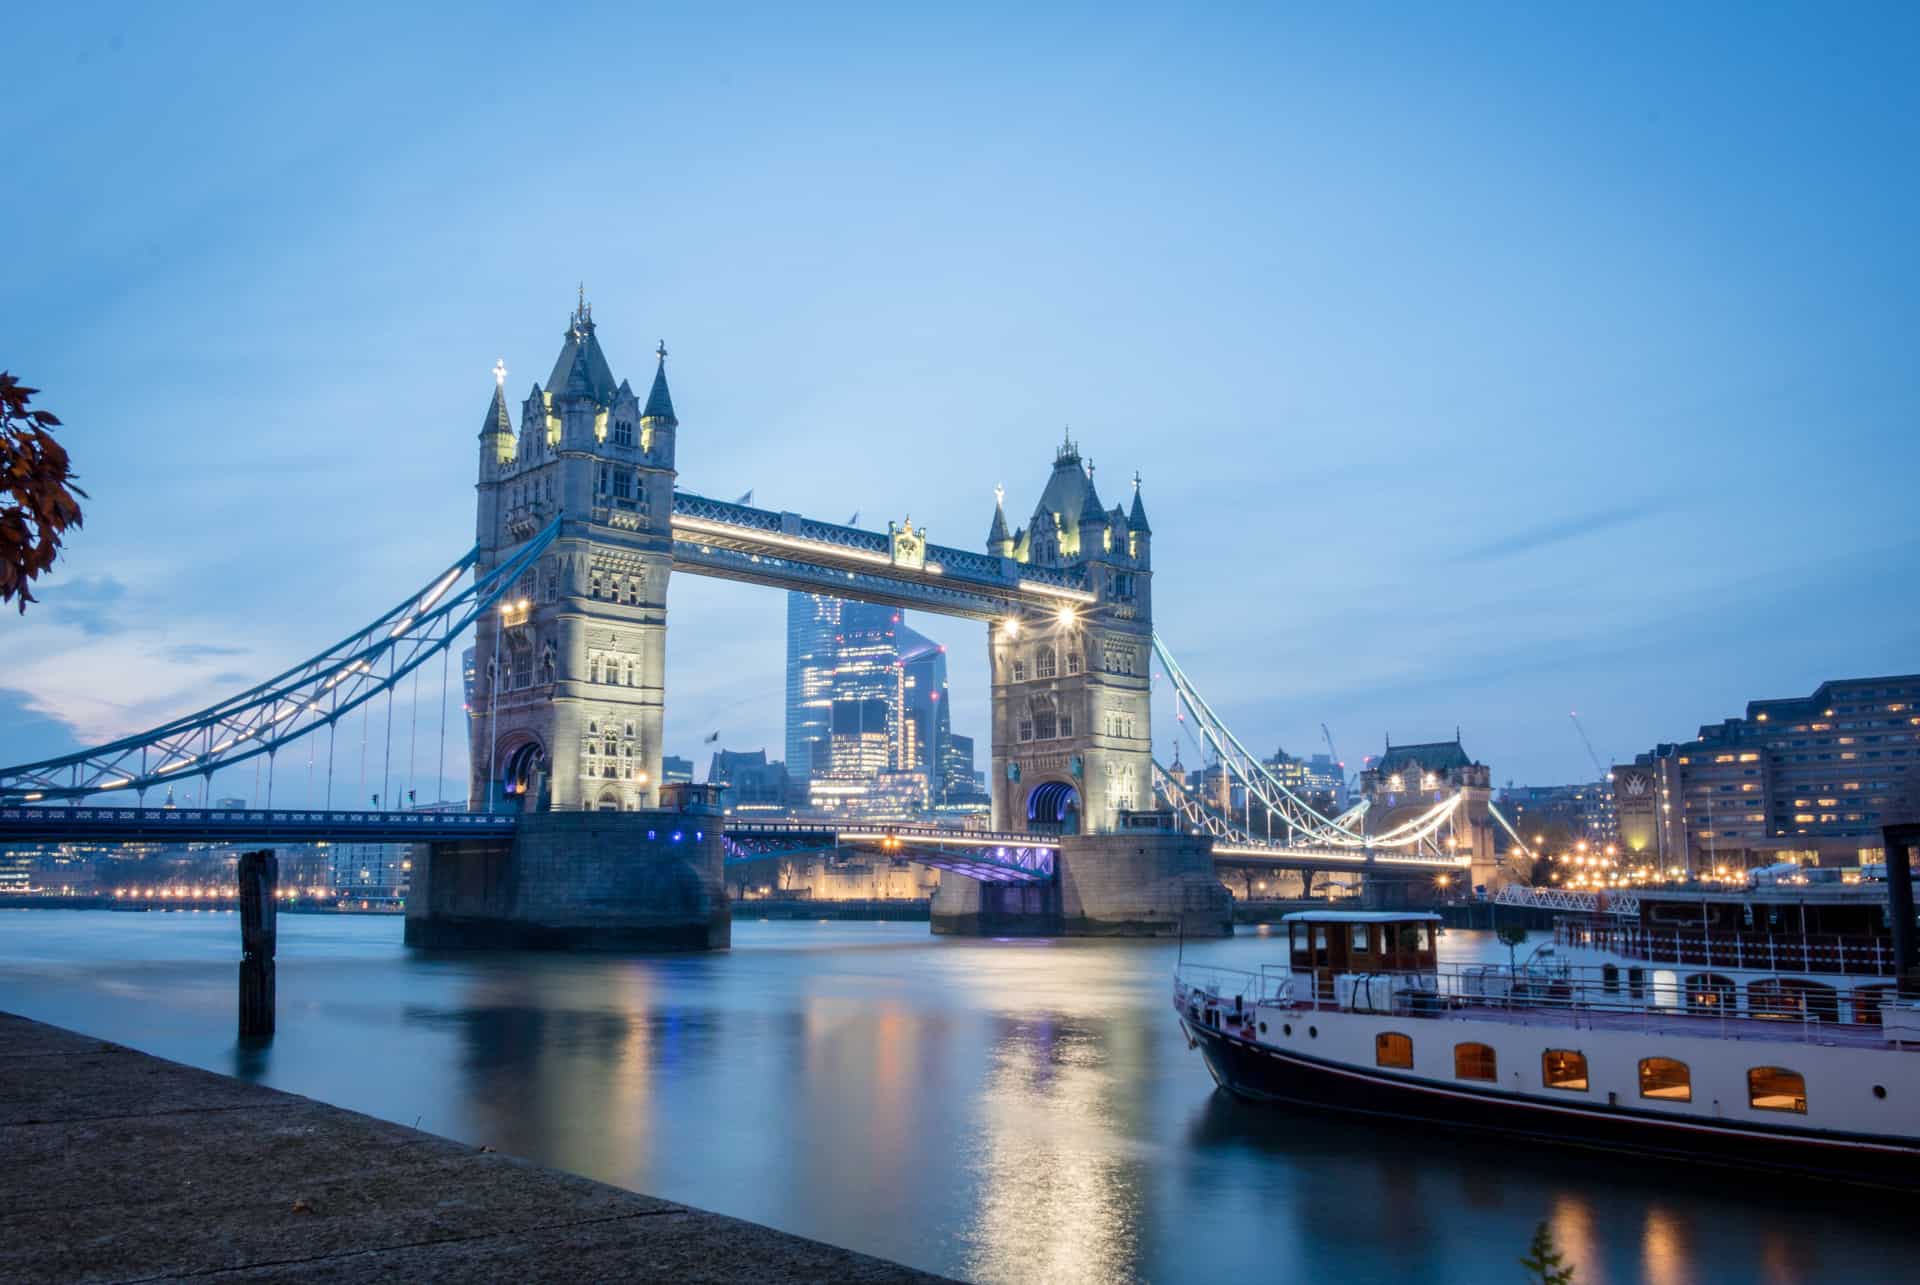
[1127,472,1152,533]
[987,483,1012,554]
[642,339,677,425]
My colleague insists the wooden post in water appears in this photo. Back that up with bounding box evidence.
[238,849,277,1037]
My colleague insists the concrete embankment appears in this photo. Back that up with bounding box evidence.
[0,1011,947,1283]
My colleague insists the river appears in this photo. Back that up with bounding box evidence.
[0,911,1903,1283]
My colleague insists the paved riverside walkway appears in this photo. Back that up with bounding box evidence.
[0,1012,949,1283]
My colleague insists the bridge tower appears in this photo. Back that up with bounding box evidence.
[471,299,676,812]
[986,433,1154,837]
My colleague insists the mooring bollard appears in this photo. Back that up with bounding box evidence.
[238,849,277,1037]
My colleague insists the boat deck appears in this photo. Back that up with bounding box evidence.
[1274,995,1914,1050]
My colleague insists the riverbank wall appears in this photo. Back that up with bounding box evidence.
[0,1009,946,1282]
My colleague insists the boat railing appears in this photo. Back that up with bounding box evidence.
[1279,962,1903,1046]
[1174,962,1290,1009]
[1553,920,1897,977]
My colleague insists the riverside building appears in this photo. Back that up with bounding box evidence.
[1616,673,1920,873]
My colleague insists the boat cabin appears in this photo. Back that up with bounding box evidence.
[1282,911,1440,1002]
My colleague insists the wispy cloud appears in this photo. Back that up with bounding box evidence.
[46,575,129,637]
[1452,498,1669,564]
[162,642,246,663]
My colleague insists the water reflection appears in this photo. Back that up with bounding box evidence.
[0,912,1912,1284]
[967,1013,1142,1285]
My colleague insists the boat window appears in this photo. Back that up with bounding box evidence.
[1351,925,1370,953]
[1454,1042,1496,1082]
[1375,1032,1413,1069]
[1313,926,1328,951]
[1638,1057,1691,1101]
[1853,985,1896,1026]
[1748,979,1840,1024]
[1683,973,1734,1012]
[1542,1049,1588,1092]
[1748,1067,1807,1113]
[1416,924,1431,951]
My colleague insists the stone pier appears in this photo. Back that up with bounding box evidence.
[931,827,1231,938]
[406,809,729,951]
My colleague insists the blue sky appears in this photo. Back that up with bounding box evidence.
[3,2,1916,802]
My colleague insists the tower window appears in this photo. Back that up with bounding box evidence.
[1066,650,1081,675]
[1032,698,1057,741]
[612,419,634,447]
[1036,646,1057,679]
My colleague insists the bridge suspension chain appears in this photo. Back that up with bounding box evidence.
[0,519,561,804]
[1151,633,1468,853]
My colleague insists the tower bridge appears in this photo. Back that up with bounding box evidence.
[0,301,1483,946]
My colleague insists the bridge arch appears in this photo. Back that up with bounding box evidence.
[496,736,550,812]
[1025,779,1080,836]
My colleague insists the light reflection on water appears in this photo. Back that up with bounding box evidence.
[0,911,1909,1283]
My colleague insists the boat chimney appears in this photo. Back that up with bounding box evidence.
[1883,821,1919,997]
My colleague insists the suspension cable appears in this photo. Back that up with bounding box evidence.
[406,661,420,809]
[381,649,395,811]
[437,640,450,807]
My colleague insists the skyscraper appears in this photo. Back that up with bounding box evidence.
[784,592,840,792]
[784,593,966,815]
[824,600,901,783]
[897,621,948,781]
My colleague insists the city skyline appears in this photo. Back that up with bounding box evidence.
[4,5,1918,791]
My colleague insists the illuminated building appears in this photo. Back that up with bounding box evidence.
[787,593,971,817]
[0,845,31,892]
[461,645,477,733]
[328,840,411,902]
[660,755,694,786]
[1301,753,1346,809]
[1626,672,1920,872]
[1497,781,1618,844]
[784,592,840,792]
[329,800,462,902]
[706,749,789,815]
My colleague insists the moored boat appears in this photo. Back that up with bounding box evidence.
[1175,907,1920,1187]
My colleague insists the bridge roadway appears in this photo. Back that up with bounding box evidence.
[0,807,1059,883]
[0,807,1459,880]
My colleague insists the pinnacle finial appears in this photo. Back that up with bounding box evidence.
[994,483,1005,506]
[1132,469,1142,493]
[1086,458,1095,482]
[656,339,668,362]
[493,358,507,387]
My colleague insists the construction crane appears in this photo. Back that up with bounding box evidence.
[1568,711,1608,782]
[1320,723,1347,784]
